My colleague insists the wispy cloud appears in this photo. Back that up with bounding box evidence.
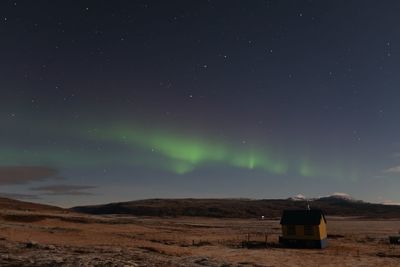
[30,185,96,195]
[384,165,400,173]
[392,152,400,158]
[0,192,40,200]
[0,166,58,185]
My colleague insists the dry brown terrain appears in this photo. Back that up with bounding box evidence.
[1,199,400,267]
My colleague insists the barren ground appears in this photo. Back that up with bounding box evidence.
[1,209,400,266]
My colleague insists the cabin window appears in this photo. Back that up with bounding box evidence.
[287,225,296,235]
[304,225,313,236]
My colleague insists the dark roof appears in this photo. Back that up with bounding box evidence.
[280,210,326,225]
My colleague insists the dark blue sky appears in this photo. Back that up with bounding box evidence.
[1,0,400,207]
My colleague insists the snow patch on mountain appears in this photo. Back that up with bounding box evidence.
[328,192,353,200]
[382,201,400,206]
[290,194,307,201]
[289,192,357,202]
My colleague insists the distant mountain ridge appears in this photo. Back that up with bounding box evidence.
[72,196,400,219]
[1,195,399,219]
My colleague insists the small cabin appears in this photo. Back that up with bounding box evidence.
[279,209,327,248]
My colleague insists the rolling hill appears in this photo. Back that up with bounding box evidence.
[72,196,400,219]
[0,197,65,213]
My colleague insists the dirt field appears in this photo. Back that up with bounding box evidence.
[1,209,400,266]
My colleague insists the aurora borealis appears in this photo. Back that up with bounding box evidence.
[93,125,290,175]
[1,1,400,206]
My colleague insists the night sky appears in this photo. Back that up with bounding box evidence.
[2,1,400,207]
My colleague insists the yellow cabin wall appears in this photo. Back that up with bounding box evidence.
[282,218,327,240]
[318,217,327,239]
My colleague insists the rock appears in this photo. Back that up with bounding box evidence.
[25,240,39,249]
[44,244,56,250]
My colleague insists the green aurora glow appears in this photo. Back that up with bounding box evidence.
[0,123,359,180]
[86,125,356,179]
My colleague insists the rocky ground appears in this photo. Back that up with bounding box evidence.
[0,238,245,267]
